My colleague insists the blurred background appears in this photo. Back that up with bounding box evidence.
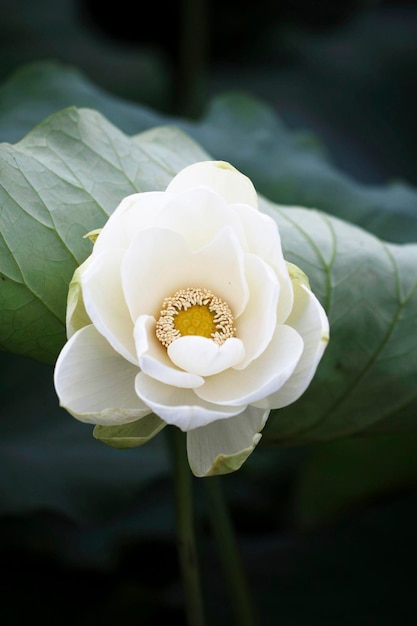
[1,0,417,624]
[2,0,417,183]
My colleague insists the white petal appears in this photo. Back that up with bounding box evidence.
[134,315,204,388]
[186,406,270,477]
[234,254,279,369]
[256,282,329,409]
[195,325,304,406]
[54,325,150,425]
[233,202,294,322]
[154,186,246,252]
[122,228,190,320]
[82,249,138,364]
[166,161,259,209]
[187,227,249,317]
[122,226,249,322]
[134,373,246,431]
[168,336,245,376]
[93,191,168,255]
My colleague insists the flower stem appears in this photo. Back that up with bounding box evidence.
[168,427,207,626]
[204,476,259,626]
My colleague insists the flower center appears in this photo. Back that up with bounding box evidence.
[155,287,235,348]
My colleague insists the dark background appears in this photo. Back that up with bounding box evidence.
[1,1,417,624]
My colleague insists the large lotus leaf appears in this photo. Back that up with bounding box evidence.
[261,199,417,442]
[1,106,416,444]
[0,62,164,145]
[184,94,417,245]
[0,107,208,362]
[1,63,417,246]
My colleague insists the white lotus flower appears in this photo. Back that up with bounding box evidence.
[54,161,329,477]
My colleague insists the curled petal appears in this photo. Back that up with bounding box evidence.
[134,373,246,431]
[168,336,245,376]
[166,160,259,209]
[82,248,138,364]
[186,406,270,477]
[233,202,294,322]
[195,325,304,406]
[134,315,204,388]
[256,279,329,409]
[234,253,279,369]
[54,325,150,425]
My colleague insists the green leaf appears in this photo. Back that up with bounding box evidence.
[2,63,417,245]
[262,199,417,442]
[1,96,417,442]
[0,107,207,362]
[0,62,164,144]
[184,93,417,245]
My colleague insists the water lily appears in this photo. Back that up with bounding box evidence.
[54,161,329,476]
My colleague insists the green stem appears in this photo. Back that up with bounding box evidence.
[205,476,259,626]
[169,427,207,626]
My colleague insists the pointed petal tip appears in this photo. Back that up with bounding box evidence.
[186,406,269,477]
[191,433,263,477]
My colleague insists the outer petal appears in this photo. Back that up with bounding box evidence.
[255,278,329,409]
[154,186,246,252]
[92,191,169,255]
[195,325,304,406]
[134,373,247,431]
[54,325,150,425]
[82,248,137,364]
[233,202,294,323]
[168,336,245,376]
[166,160,259,209]
[134,315,205,388]
[234,253,279,369]
[186,406,270,477]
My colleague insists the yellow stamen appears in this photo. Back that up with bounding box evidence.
[156,287,235,348]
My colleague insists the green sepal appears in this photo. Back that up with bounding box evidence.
[66,258,92,337]
[93,413,166,449]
